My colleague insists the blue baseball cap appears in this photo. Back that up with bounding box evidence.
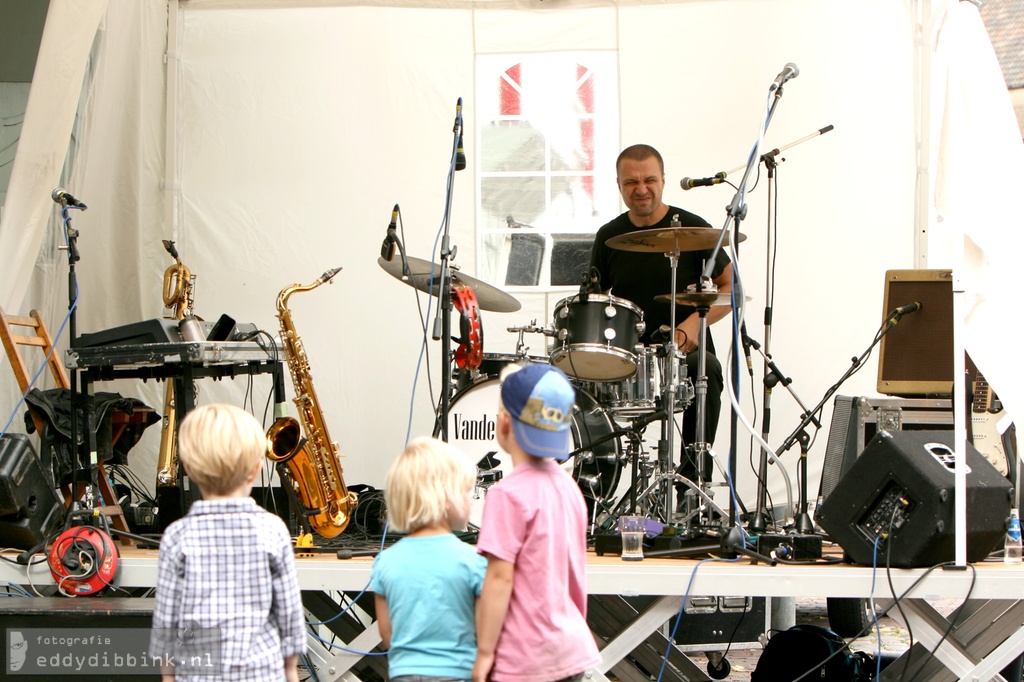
[501,364,575,460]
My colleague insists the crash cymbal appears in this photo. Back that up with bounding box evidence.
[654,291,748,307]
[605,226,746,253]
[378,256,522,313]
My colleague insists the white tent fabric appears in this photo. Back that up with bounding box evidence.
[0,0,1018,515]
[931,0,1024,498]
[0,0,108,313]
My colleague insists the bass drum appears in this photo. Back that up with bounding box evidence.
[447,374,622,528]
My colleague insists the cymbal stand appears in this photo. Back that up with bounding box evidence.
[631,247,682,522]
[431,98,465,441]
[677,299,728,528]
[632,252,727,526]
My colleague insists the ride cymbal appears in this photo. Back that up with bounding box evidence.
[605,226,746,253]
[378,256,522,313]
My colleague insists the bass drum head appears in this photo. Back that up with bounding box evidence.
[447,376,621,528]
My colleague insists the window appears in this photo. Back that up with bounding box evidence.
[475,52,620,290]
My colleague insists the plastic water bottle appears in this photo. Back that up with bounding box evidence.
[1005,509,1022,565]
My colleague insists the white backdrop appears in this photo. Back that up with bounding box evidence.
[2,0,1019,525]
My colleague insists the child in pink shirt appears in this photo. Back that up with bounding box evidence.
[473,364,600,682]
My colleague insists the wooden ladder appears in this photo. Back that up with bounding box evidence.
[0,306,134,545]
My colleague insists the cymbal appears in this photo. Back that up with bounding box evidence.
[378,256,522,313]
[605,226,746,253]
[654,291,746,307]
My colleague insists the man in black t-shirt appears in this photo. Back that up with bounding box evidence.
[589,143,733,482]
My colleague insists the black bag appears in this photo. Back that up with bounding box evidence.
[752,624,868,681]
[24,388,158,486]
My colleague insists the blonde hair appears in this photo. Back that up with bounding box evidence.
[177,404,265,496]
[384,436,477,534]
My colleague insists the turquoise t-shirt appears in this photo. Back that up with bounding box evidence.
[369,533,486,678]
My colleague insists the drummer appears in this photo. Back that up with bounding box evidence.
[589,143,733,483]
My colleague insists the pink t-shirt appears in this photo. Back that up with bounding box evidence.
[477,458,601,682]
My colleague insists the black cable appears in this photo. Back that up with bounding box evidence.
[784,561,959,682]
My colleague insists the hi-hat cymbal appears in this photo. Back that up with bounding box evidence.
[378,256,522,313]
[605,226,746,253]
[654,291,749,307]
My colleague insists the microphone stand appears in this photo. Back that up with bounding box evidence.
[57,200,98,518]
[746,334,813,532]
[775,310,908,532]
[695,73,790,559]
[738,126,834,533]
[431,98,465,441]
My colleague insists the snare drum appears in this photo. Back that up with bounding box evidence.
[446,374,622,527]
[580,346,694,417]
[579,346,659,417]
[550,294,645,382]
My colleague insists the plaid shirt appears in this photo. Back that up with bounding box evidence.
[150,497,305,681]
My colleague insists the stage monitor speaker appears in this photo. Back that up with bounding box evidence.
[818,395,954,507]
[816,430,1012,567]
[0,434,65,549]
[876,269,954,396]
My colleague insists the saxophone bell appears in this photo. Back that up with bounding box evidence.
[267,415,306,462]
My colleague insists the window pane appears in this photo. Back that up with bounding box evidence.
[480,176,546,229]
[480,121,545,173]
[476,51,618,289]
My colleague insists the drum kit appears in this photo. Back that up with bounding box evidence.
[378,224,745,535]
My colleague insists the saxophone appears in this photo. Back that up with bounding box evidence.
[267,267,357,538]
[156,240,194,487]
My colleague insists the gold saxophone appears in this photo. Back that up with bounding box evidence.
[156,240,193,487]
[267,267,357,538]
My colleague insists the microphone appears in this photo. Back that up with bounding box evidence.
[454,97,466,171]
[380,204,399,261]
[52,188,87,209]
[578,270,590,302]
[650,325,673,345]
[772,63,800,89]
[740,324,754,377]
[891,301,922,318]
[680,172,726,190]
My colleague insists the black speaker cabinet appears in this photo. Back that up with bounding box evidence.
[816,430,1012,567]
[0,433,65,549]
[876,269,954,396]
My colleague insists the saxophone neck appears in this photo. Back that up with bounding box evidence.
[276,267,343,313]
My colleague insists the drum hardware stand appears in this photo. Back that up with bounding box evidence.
[507,321,555,359]
[574,408,666,518]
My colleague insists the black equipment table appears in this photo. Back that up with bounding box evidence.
[65,340,281,527]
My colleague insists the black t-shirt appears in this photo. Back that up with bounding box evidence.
[589,206,731,345]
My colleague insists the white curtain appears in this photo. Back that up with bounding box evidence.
[931,0,1024,485]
